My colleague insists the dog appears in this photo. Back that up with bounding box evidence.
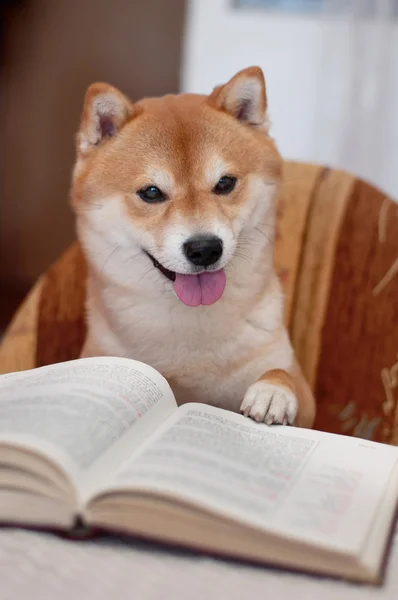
[71,66,316,428]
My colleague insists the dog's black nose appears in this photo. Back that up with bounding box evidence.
[183,235,223,267]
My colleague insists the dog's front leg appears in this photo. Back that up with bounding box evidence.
[240,360,316,428]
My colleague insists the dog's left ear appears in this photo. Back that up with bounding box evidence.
[77,83,135,155]
[209,66,268,129]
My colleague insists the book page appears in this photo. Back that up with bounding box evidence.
[102,403,398,555]
[0,358,177,480]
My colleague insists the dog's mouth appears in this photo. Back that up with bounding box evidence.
[144,250,226,307]
[145,251,176,282]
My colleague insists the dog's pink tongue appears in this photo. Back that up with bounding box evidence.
[174,270,226,307]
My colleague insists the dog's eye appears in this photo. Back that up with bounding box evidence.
[213,176,237,195]
[138,185,166,203]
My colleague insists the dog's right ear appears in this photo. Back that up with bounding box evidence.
[77,83,135,155]
[209,67,268,129]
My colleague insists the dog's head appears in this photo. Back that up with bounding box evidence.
[71,67,282,307]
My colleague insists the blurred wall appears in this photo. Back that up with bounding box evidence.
[182,0,398,199]
[0,0,186,292]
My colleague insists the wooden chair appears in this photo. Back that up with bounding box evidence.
[1,162,397,443]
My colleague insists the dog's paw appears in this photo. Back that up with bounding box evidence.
[240,381,297,425]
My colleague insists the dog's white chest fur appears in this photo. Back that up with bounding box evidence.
[84,260,293,413]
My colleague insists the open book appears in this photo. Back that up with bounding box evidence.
[0,357,397,583]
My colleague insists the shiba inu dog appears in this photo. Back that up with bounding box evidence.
[71,66,316,428]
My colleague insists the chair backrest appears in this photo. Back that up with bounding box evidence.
[1,161,398,443]
[276,163,398,444]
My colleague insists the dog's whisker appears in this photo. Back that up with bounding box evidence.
[100,245,121,273]
[253,226,273,242]
[92,243,118,259]
[137,266,155,285]
[122,251,142,265]
[234,253,254,264]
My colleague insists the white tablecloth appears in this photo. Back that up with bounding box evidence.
[0,527,397,600]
